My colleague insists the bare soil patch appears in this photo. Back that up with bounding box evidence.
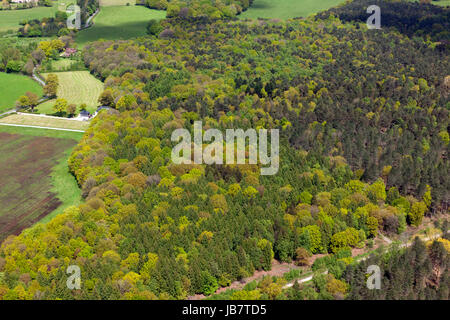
[0,132,77,241]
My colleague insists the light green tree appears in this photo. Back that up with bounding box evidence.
[408,201,427,227]
[53,98,68,115]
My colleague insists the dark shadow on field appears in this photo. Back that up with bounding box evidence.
[78,21,151,43]
[249,1,273,10]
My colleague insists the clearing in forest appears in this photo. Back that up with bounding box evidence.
[37,71,104,114]
[239,0,346,20]
[75,5,166,47]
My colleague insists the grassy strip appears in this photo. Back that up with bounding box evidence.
[36,147,81,224]
[0,122,84,139]
[0,114,90,130]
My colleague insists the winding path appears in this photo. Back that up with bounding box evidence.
[85,9,100,28]
[282,231,446,289]
[188,230,447,299]
[32,67,46,87]
[379,233,393,244]
[283,270,328,289]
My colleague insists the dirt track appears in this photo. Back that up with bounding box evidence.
[188,260,303,300]
[187,222,448,299]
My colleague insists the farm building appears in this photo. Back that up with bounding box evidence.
[79,110,91,120]
[60,48,78,58]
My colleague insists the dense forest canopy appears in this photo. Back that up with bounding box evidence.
[207,236,450,300]
[343,236,450,300]
[0,0,449,300]
[317,0,450,45]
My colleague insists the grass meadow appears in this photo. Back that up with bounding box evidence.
[49,59,80,71]
[99,0,133,6]
[37,71,104,114]
[408,0,450,6]
[0,0,75,33]
[75,5,166,47]
[239,0,347,20]
[0,72,43,113]
[434,1,450,6]
[239,0,449,20]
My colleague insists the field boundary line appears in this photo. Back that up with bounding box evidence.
[0,123,85,132]
[16,112,91,122]
[0,110,15,118]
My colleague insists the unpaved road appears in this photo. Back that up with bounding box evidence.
[188,229,448,299]
[32,67,45,86]
[283,231,446,289]
[282,270,328,289]
[188,261,302,300]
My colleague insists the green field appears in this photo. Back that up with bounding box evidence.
[49,59,78,71]
[99,0,132,6]
[0,72,43,113]
[239,0,450,20]
[434,0,450,6]
[408,0,450,6]
[37,71,104,114]
[0,0,75,33]
[75,5,166,47]
[239,0,346,19]
[0,125,82,241]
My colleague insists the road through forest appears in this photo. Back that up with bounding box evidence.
[187,230,446,299]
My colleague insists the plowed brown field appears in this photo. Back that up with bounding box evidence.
[0,132,77,241]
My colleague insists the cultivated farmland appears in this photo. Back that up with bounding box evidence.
[0,72,43,113]
[38,71,104,114]
[75,5,166,47]
[47,59,80,72]
[239,0,346,19]
[0,130,79,242]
